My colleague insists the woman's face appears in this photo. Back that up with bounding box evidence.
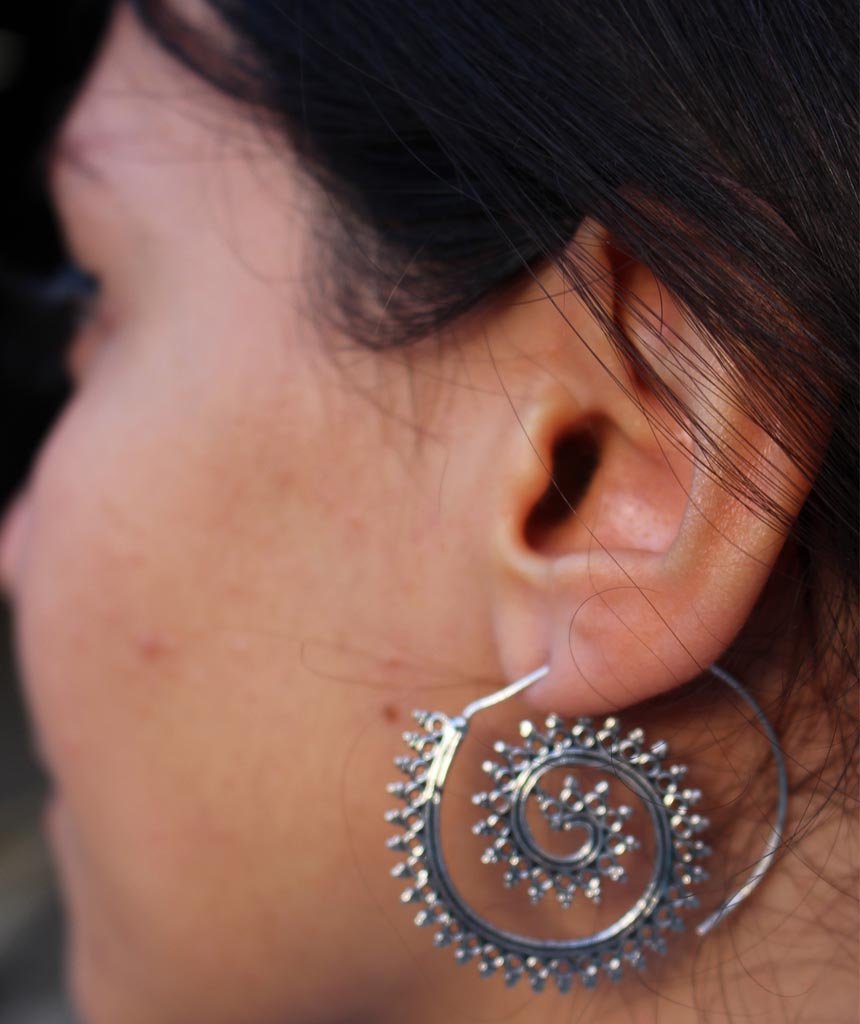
[0,6,535,1023]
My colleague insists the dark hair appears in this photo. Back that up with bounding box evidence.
[135,0,857,847]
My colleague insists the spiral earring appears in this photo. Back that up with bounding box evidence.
[384,664,787,993]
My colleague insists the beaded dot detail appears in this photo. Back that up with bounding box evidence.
[385,709,711,993]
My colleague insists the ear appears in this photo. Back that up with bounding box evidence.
[486,215,813,714]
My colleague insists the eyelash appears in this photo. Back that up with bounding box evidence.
[4,262,101,321]
[36,263,102,331]
[11,263,106,379]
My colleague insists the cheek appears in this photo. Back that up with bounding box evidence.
[17,386,178,719]
[15,316,313,725]
[9,404,203,1006]
[13,391,220,946]
[6,334,393,1019]
[16,417,146,764]
[13,335,313,786]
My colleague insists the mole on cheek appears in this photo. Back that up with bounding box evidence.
[381,703,399,724]
[135,633,176,664]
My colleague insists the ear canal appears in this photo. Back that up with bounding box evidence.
[524,421,601,554]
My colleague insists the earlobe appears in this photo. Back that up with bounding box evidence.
[486,221,816,715]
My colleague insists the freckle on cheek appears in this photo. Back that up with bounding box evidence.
[135,633,175,664]
[381,703,399,724]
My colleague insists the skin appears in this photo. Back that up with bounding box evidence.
[0,4,855,1024]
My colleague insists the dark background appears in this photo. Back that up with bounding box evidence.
[0,3,108,1019]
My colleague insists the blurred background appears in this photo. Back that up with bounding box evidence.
[0,3,108,1019]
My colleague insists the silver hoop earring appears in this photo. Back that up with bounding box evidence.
[385,664,787,993]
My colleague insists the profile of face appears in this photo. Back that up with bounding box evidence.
[0,5,839,1024]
